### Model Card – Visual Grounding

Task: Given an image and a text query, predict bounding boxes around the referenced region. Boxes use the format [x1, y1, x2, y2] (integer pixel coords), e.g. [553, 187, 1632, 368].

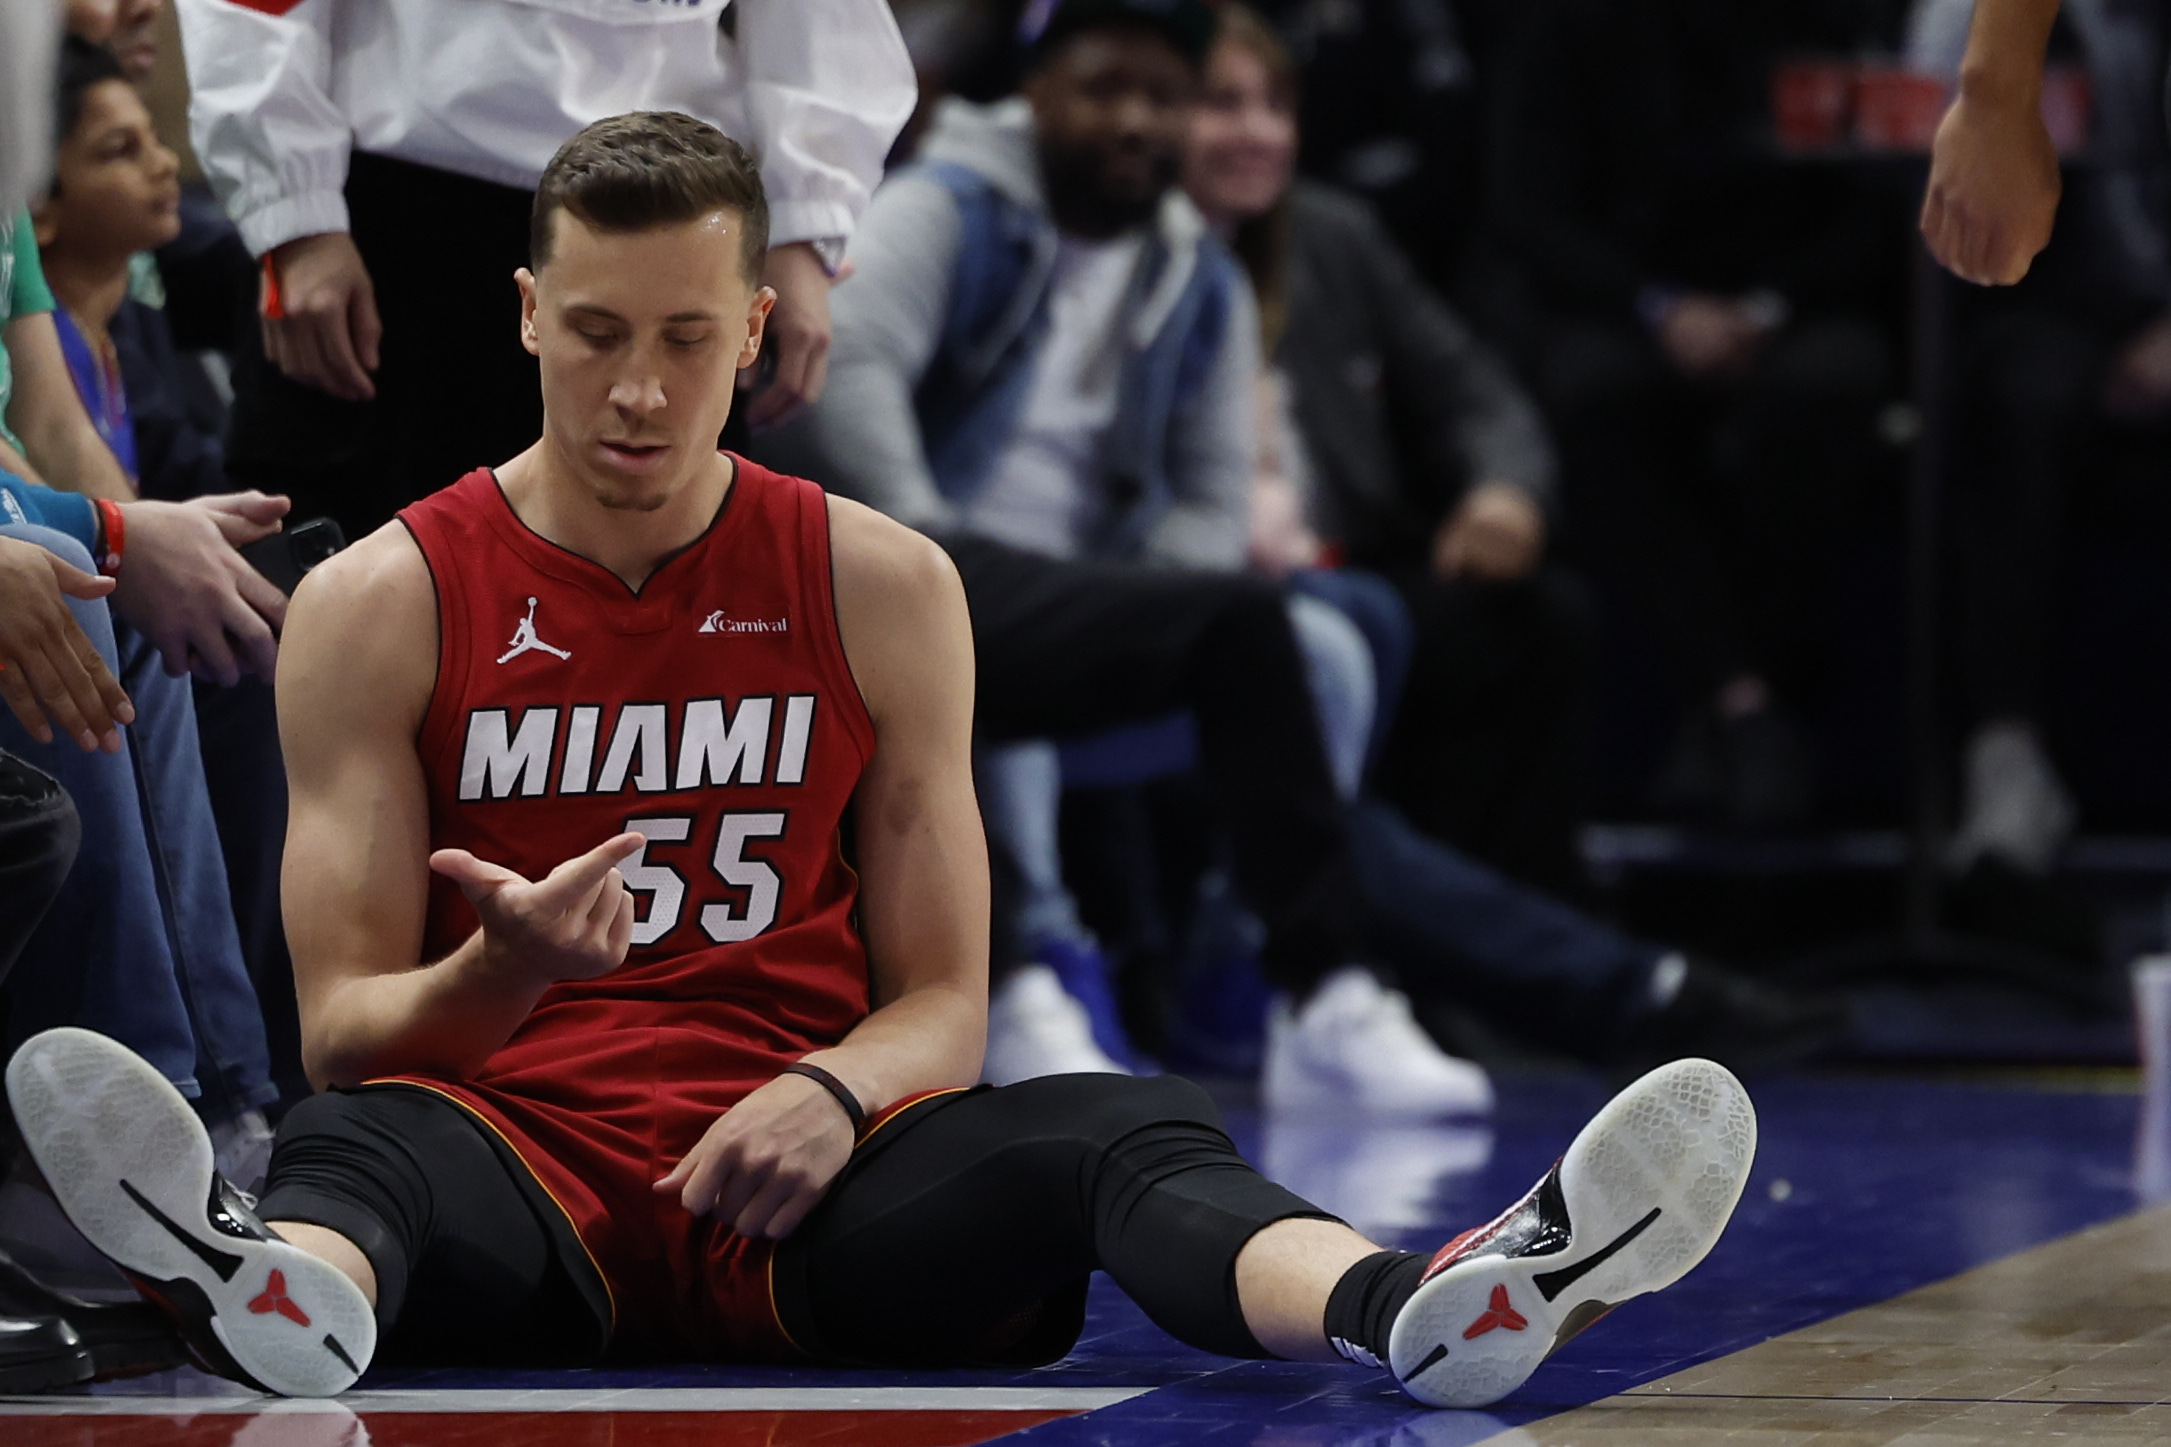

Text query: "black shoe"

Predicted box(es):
[1648, 706, 1818, 829]
[1613, 958, 1844, 1071]
[1718, 708, 1817, 829]
[0, 1247, 186, 1381]
[6, 1028, 375, 1397]
[0, 1312, 92, 1392]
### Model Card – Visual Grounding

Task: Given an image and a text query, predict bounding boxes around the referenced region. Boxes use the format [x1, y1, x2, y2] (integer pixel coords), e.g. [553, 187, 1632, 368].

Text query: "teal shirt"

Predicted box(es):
[0, 208, 58, 456]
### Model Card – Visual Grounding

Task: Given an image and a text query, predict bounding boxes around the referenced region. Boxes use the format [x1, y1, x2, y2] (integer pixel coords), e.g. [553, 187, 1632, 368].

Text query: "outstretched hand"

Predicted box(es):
[431, 831, 645, 987]
[653, 1069, 857, 1239]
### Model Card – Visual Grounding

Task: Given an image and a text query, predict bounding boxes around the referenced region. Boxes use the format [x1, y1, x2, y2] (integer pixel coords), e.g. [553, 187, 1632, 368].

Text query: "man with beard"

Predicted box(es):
[769, 0, 1503, 1109]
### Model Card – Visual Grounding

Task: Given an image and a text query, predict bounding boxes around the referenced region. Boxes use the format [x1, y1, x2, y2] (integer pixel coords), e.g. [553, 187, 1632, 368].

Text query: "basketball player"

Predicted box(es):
[6, 113, 1757, 1408]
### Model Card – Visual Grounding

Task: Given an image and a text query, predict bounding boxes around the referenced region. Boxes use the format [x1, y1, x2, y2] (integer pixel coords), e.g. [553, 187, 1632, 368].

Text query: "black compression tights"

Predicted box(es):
[778, 1073, 1330, 1364]
[258, 1074, 1330, 1367]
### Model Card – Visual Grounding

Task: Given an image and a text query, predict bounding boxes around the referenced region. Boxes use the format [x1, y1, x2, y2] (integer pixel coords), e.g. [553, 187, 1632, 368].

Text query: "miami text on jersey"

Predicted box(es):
[458, 695, 818, 802]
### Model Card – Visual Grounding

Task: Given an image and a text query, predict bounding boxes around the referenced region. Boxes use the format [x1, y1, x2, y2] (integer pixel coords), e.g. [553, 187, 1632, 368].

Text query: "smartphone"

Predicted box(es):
[240, 516, 347, 595]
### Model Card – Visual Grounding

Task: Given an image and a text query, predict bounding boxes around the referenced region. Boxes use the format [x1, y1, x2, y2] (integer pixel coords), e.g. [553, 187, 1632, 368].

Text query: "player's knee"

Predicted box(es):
[1009, 1072, 1225, 1145]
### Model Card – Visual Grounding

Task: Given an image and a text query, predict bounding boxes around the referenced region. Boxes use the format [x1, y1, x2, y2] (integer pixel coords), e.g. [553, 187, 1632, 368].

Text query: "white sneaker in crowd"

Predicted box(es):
[982, 964, 1133, 1086]
[1263, 967, 1494, 1119]
[1952, 720, 2076, 875]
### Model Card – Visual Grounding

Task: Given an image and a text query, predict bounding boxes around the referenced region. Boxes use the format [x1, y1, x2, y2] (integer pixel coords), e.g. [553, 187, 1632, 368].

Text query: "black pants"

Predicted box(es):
[941, 535, 1357, 992]
[1947, 297, 2112, 729]
[0, 752, 77, 985]
[224, 153, 542, 540]
[1531, 313, 1896, 705]
[1375, 566, 1597, 901]
[258, 1075, 1324, 1367]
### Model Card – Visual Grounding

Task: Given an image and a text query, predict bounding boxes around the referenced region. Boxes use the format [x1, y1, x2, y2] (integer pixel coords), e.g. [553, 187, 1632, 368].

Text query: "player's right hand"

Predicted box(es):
[264, 232, 383, 402]
[0, 535, 132, 752]
[431, 833, 645, 986]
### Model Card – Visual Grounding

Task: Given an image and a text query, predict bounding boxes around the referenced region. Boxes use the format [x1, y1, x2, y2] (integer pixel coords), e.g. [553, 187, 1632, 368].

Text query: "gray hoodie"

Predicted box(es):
[767, 96, 1259, 570]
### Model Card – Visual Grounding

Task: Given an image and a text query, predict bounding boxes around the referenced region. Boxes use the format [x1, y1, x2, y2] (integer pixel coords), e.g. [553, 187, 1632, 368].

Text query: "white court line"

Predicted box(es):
[0, 1385, 1153, 1415]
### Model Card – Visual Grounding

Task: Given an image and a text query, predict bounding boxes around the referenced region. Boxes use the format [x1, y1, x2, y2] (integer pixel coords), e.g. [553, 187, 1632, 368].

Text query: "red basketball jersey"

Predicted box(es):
[389, 460, 876, 1351]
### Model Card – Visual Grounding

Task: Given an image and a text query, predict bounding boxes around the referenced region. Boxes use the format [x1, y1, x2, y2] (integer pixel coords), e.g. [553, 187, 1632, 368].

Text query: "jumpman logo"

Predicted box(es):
[1462, 1284, 1528, 1340]
[247, 1269, 312, 1328]
[498, 596, 572, 665]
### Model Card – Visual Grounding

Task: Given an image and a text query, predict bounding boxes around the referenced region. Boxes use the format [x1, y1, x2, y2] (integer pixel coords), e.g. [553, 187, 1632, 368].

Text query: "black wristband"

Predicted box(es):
[782, 1061, 865, 1135]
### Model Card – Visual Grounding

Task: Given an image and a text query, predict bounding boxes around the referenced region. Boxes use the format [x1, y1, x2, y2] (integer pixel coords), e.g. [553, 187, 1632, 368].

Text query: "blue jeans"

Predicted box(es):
[1348, 796, 1660, 1048]
[1288, 567, 1414, 775]
[0, 524, 275, 1118]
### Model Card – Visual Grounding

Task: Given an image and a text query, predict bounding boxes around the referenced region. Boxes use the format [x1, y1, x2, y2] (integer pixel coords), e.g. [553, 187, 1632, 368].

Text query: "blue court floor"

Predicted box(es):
[0, 1068, 2152, 1446]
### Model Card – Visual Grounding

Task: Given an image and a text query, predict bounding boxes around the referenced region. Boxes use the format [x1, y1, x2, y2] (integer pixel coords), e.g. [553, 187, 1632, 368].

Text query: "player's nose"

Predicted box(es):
[608, 372, 667, 415]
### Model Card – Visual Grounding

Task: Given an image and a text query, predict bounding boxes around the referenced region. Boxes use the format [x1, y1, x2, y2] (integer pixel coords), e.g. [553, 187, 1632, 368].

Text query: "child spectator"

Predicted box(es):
[34, 38, 227, 505]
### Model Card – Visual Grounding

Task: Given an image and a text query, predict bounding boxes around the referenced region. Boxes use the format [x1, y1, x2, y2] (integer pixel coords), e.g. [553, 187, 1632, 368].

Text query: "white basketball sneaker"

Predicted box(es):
[6, 1028, 377, 1397]
[1263, 967, 1493, 1118]
[1387, 1057, 1757, 1408]
[982, 965, 1133, 1085]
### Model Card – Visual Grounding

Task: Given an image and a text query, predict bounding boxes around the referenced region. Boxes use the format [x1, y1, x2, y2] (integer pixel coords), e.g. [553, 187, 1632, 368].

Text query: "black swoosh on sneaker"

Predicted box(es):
[1404, 1342, 1451, 1381]
[324, 1334, 358, 1374]
[1532, 1206, 1661, 1303]
[119, 1180, 243, 1282]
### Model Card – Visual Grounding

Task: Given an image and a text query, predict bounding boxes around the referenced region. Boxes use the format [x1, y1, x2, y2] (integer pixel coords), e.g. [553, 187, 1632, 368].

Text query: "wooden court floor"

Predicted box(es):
[1479, 1203, 2171, 1445]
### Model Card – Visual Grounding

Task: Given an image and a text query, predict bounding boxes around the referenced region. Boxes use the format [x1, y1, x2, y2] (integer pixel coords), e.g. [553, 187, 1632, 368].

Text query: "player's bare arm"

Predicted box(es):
[279, 524, 643, 1089]
[655, 495, 988, 1239]
[1921, 0, 2062, 285]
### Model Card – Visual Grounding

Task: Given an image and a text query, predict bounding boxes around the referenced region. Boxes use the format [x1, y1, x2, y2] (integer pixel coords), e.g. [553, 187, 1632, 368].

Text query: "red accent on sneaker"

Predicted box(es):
[1420, 1154, 1571, 1285]
[1461, 1284, 1529, 1340]
[247, 1269, 313, 1328]
[1423, 1227, 1486, 1282]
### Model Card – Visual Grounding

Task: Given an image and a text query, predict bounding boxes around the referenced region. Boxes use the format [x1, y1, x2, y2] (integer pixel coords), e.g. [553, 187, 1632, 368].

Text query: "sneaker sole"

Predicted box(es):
[1387, 1058, 1756, 1408]
[6, 1029, 376, 1397]
[0, 1341, 93, 1393]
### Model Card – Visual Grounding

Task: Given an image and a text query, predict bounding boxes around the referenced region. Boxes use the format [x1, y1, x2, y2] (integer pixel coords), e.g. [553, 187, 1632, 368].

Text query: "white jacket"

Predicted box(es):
[175, 0, 917, 258]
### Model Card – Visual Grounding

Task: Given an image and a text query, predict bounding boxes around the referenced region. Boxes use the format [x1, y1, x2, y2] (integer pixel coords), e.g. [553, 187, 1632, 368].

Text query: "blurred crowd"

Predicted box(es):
[0, 0, 2166, 1303]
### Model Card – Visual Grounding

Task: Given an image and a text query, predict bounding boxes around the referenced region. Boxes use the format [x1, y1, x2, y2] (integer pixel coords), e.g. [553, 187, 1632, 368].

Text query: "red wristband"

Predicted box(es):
[260, 254, 285, 321]
[94, 498, 125, 576]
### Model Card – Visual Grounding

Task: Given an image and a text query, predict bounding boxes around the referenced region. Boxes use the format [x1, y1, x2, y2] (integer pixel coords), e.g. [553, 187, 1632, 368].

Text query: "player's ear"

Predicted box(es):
[738, 283, 777, 370]
[515, 267, 541, 358]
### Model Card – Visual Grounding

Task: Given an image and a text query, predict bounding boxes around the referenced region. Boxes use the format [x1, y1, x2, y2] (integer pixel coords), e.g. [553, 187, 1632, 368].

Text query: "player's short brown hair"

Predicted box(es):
[531, 112, 769, 280]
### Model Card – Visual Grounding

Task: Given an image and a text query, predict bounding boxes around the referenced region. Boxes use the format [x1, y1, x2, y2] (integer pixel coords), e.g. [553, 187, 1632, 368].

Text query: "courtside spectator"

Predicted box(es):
[174, 0, 916, 538]
[0, 466, 279, 1191]
[37, 37, 308, 1101]
[783, 0, 1839, 1100]
[3, 205, 282, 684]
[1484, 0, 1905, 828]
[777, 0, 1500, 1113]
[1186, 7, 1594, 898]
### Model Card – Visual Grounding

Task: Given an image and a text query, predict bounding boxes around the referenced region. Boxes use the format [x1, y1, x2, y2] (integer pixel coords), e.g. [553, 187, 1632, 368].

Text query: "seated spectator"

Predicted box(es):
[777, 0, 1837, 1099]
[2, 201, 282, 682]
[771, 0, 1499, 1114]
[1186, 6, 1593, 898]
[1484, 0, 1905, 828]
[0, 467, 280, 1182]
[32, 37, 307, 1101]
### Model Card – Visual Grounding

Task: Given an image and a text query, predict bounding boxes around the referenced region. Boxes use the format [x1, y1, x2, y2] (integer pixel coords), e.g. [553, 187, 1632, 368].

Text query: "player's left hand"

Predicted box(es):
[739, 242, 834, 433]
[653, 1069, 857, 1239]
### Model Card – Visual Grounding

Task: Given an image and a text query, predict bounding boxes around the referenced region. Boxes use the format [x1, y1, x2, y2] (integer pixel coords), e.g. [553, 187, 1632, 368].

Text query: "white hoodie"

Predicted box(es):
[175, 0, 916, 258]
